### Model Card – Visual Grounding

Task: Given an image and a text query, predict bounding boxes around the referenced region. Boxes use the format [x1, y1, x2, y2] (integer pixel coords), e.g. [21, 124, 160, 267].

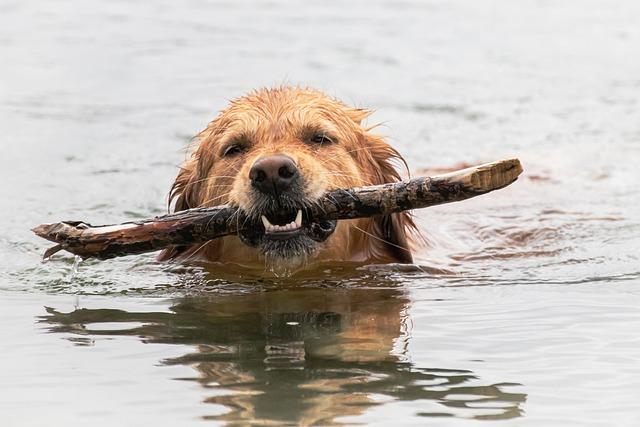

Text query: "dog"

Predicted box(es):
[159, 87, 417, 270]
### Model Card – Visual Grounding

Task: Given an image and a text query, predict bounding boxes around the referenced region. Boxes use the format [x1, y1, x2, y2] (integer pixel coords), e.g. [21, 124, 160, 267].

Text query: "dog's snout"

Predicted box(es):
[249, 155, 299, 195]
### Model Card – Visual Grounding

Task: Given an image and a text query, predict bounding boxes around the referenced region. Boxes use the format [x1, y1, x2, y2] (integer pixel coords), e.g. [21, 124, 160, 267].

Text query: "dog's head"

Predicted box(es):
[160, 87, 415, 268]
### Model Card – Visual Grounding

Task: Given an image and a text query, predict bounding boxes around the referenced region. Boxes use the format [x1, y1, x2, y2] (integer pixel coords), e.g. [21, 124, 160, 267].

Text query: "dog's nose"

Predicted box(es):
[249, 155, 299, 195]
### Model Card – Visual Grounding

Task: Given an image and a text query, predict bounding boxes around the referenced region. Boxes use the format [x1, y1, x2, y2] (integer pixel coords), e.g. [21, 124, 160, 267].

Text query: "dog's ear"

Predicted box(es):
[169, 160, 197, 212]
[167, 123, 223, 213]
[353, 130, 418, 263]
[157, 158, 198, 261]
[157, 137, 216, 261]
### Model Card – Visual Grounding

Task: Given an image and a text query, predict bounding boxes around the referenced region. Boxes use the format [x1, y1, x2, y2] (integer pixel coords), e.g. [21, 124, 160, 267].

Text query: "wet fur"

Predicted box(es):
[159, 87, 417, 268]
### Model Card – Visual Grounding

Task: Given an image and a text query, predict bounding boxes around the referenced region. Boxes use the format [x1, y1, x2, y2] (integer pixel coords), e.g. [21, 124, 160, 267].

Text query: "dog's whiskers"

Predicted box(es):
[186, 175, 237, 187]
[351, 224, 411, 253]
[197, 191, 233, 208]
[181, 240, 213, 263]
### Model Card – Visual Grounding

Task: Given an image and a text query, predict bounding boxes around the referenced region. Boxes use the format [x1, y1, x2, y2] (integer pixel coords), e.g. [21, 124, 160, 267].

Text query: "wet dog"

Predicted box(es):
[159, 87, 417, 270]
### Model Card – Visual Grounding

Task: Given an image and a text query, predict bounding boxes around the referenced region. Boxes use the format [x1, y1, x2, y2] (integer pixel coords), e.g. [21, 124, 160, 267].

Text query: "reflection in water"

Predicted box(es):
[40, 285, 526, 424]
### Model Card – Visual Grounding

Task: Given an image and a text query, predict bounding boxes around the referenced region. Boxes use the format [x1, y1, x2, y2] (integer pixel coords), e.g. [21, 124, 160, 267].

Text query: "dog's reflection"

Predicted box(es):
[40, 285, 526, 425]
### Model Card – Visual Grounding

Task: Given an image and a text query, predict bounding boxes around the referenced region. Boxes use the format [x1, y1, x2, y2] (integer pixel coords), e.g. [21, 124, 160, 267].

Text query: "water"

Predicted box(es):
[1, 0, 640, 425]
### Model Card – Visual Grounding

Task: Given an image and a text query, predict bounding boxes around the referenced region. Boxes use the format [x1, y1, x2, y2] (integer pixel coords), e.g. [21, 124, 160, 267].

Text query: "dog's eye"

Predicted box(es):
[309, 134, 334, 145]
[221, 144, 245, 157]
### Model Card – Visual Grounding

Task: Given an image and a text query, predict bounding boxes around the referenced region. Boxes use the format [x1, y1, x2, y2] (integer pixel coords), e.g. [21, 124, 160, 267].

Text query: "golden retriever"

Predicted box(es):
[159, 87, 416, 270]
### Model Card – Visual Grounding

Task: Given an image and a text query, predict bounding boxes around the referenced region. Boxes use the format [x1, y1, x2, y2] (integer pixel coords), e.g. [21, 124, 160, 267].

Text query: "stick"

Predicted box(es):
[32, 158, 522, 260]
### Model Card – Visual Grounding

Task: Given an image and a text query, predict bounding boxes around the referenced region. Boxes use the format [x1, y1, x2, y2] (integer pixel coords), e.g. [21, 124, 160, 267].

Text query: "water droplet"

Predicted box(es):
[69, 255, 82, 280]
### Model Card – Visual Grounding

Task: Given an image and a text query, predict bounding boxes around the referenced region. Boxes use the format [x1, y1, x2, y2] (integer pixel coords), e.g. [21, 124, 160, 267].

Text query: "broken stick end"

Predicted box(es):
[32, 223, 56, 239]
[467, 158, 523, 193]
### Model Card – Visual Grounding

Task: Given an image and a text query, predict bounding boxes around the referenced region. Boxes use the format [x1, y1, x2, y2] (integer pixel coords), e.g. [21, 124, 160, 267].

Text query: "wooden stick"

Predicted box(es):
[32, 158, 522, 260]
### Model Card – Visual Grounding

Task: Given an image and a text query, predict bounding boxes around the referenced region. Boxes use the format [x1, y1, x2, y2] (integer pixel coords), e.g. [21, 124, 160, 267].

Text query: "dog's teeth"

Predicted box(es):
[261, 215, 272, 229]
[262, 214, 303, 233]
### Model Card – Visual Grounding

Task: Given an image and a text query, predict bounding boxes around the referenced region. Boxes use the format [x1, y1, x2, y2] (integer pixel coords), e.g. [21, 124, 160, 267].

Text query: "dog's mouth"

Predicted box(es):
[260, 209, 304, 240]
[238, 206, 337, 256]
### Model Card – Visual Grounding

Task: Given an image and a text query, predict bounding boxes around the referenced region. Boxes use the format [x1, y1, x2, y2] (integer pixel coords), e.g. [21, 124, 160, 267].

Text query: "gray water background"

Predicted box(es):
[1, 0, 640, 425]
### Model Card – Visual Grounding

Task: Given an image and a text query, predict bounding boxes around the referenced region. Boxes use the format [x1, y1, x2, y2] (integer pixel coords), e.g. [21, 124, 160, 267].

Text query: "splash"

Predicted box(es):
[69, 255, 82, 281]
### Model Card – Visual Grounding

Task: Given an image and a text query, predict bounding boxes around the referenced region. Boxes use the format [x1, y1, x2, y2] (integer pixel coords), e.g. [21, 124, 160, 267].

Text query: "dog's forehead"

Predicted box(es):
[220, 101, 350, 139]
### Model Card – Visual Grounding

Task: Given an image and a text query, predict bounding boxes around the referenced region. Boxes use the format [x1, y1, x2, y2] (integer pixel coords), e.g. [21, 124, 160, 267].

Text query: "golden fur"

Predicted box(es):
[159, 87, 417, 268]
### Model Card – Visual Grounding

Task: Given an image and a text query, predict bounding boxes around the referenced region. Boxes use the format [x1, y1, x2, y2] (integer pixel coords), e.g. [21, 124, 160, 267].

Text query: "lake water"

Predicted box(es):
[1, 0, 640, 425]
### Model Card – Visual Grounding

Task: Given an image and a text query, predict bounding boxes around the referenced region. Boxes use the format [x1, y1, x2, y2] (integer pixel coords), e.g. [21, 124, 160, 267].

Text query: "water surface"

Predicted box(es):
[1, 0, 640, 425]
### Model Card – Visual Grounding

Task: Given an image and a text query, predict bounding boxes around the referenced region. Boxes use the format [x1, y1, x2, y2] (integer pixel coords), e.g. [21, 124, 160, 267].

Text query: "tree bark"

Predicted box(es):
[32, 158, 522, 260]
